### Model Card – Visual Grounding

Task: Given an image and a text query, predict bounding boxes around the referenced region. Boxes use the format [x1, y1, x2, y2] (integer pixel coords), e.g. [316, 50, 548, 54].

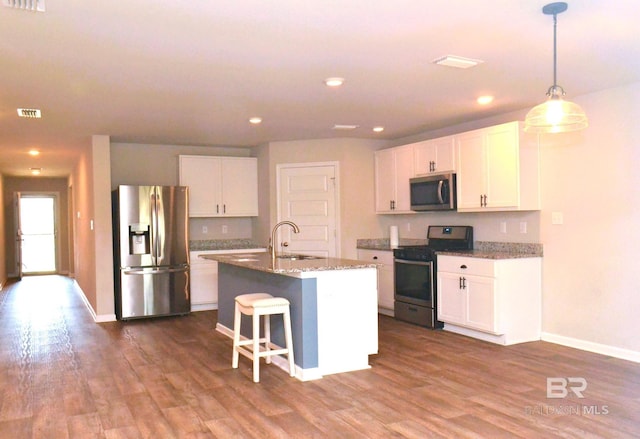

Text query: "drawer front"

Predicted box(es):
[394, 301, 434, 328]
[437, 255, 495, 277]
[357, 249, 394, 265]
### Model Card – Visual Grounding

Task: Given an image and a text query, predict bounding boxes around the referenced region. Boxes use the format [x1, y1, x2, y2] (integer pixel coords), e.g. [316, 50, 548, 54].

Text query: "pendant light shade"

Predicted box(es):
[524, 2, 587, 133]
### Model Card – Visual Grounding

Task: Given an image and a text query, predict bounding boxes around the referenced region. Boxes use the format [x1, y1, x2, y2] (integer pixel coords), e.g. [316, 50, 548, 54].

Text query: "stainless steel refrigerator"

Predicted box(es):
[112, 185, 190, 320]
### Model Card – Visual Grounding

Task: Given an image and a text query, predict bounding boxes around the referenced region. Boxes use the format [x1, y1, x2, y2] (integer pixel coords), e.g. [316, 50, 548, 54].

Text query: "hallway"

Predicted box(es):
[1, 276, 639, 438]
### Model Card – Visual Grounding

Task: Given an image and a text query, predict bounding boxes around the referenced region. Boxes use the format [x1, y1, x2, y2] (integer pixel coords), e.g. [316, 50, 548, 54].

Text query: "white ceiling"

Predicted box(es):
[1, 0, 639, 177]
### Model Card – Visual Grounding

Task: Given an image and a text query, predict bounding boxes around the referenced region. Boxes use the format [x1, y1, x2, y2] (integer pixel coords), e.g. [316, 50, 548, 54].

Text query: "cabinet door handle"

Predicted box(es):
[459, 276, 463, 289]
[373, 256, 378, 260]
[483, 194, 488, 207]
[216, 204, 219, 214]
[479, 194, 483, 207]
[460, 264, 467, 269]
[223, 204, 226, 214]
[462, 277, 467, 289]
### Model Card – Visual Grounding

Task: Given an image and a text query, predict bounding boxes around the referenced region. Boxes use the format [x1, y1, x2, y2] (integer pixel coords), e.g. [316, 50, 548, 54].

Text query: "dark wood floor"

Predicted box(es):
[1, 276, 639, 438]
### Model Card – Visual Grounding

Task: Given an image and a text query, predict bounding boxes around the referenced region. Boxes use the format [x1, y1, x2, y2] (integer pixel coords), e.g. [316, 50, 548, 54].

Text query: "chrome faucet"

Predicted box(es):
[269, 221, 300, 259]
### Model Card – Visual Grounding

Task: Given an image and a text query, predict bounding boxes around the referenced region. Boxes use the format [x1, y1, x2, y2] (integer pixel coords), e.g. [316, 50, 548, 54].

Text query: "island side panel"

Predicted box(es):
[315, 267, 378, 375]
[217, 263, 319, 369]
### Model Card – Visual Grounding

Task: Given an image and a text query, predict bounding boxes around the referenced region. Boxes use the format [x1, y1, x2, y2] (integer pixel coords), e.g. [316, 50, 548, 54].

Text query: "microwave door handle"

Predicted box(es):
[437, 180, 444, 204]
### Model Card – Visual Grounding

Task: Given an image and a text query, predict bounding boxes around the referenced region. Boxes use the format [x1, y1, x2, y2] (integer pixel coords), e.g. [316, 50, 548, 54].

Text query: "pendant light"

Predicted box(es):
[524, 2, 588, 133]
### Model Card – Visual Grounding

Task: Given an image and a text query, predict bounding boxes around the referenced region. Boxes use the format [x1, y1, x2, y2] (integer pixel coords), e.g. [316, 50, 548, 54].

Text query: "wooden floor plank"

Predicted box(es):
[1, 275, 639, 438]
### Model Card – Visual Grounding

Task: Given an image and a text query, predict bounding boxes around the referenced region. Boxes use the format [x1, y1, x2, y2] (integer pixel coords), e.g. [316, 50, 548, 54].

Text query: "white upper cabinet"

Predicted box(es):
[374, 145, 414, 214]
[456, 121, 540, 212]
[413, 136, 456, 175]
[179, 155, 258, 217]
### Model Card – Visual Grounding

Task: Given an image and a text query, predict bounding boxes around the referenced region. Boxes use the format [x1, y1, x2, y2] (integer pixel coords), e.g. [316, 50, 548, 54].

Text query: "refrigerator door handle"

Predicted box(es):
[123, 266, 189, 275]
[152, 189, 159, 265]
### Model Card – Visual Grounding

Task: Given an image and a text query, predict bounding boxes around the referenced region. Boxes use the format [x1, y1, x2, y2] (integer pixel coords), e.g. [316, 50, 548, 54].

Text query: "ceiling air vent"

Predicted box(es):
[17, 108, 42, 118]
[332, 124, 359, 131]
[3, 0, 45, 12]
[432, 55, 483, 69]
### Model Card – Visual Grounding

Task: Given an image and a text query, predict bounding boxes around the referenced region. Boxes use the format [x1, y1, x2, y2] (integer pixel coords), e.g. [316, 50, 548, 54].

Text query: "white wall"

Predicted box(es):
[0, 176, 5, 287]
[539, 83, 640, 356]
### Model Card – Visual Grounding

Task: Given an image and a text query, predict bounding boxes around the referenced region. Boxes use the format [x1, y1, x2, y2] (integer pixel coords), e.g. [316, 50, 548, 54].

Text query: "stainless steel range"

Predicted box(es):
[393, 225, 473, 328]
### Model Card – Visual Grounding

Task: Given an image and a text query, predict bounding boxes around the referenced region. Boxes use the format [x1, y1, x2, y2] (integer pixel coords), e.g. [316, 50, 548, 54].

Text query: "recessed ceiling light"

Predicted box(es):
[30, 167, 42, 175]
[432, 55, 484, 69]
[477, 95, 494, 105]
[332, 124, 358, 130]
[249, 117, 262, 124]
[28, 149, 40, 156]
[324, 77, 345, 87]
[17, 108, 42, 118]
[373, 126, 385, 133]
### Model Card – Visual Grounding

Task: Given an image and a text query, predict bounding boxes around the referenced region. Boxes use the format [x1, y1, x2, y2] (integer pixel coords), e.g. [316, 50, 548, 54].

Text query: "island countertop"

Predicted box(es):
[200, 252, 377, 278]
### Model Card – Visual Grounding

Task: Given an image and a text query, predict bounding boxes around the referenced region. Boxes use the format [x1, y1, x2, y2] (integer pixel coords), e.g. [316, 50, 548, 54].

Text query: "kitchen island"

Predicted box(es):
[200, 252, 379, 381]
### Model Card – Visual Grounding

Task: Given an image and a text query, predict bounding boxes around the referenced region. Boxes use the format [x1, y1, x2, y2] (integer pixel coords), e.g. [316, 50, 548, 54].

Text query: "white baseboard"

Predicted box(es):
[95, 313, 117, 322]
[215, 322, 322, 381]
[73, 279, 117, 323]
[541, 332, 640, 363]
[191, 303, 218, 312]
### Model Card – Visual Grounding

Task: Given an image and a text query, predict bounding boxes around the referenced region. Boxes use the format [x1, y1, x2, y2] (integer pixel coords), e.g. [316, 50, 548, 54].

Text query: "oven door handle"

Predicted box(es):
[394, 259, 432, 266]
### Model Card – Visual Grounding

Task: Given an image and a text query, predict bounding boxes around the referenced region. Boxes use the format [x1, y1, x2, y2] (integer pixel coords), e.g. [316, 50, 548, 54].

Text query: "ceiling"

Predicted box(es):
[1, 0, 639, 177]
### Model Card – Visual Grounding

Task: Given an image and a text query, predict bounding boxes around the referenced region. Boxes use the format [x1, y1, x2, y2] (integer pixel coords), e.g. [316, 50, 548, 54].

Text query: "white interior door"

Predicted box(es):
[277, 163, 339, 258]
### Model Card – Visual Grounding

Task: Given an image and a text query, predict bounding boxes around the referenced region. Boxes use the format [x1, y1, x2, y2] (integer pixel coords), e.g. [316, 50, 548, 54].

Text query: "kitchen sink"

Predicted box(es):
[276, 254, 322, 261]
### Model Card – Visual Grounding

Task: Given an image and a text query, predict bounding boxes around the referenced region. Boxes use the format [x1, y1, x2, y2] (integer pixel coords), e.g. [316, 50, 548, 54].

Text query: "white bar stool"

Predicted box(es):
[232, 293, 295, 383]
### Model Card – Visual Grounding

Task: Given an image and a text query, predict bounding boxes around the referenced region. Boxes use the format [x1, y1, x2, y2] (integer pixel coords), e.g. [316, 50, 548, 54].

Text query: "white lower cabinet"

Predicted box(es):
[437, 255, 541, 345]
[357, 249, 394, 316]
[190, 248, 266, 311]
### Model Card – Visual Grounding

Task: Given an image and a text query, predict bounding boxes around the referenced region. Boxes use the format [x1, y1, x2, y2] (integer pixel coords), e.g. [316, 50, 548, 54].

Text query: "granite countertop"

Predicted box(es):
[200, 252, 377, 277]
[357, 239, 543, 259]
[189, 239, 266, 251]
[356, 238, 427, 251]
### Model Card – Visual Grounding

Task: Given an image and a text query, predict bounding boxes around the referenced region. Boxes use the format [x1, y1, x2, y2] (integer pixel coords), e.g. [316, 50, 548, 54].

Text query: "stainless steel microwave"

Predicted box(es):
[409, 173, 456, 211]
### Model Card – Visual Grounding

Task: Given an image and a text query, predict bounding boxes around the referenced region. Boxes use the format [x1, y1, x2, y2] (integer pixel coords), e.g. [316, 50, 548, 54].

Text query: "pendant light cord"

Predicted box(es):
[552, 12, 558, 88]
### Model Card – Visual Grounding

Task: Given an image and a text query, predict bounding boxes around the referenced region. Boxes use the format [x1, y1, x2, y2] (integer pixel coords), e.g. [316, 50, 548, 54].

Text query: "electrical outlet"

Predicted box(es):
[520, 221, 527, 234]
[222, 225, 228, 234]
[499, 221, 507, 233]
[202, 226, 208, 234]
[552, 212, 564, 225]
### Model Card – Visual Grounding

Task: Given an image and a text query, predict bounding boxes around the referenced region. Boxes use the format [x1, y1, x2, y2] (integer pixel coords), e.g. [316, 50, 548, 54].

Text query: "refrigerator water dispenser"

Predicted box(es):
[129, 223, 150, 255]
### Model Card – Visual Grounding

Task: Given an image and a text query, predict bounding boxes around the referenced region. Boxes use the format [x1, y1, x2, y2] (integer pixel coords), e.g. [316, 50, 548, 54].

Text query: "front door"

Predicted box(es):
[16, 193, 58, 275]
[276, 163, 339, 258]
